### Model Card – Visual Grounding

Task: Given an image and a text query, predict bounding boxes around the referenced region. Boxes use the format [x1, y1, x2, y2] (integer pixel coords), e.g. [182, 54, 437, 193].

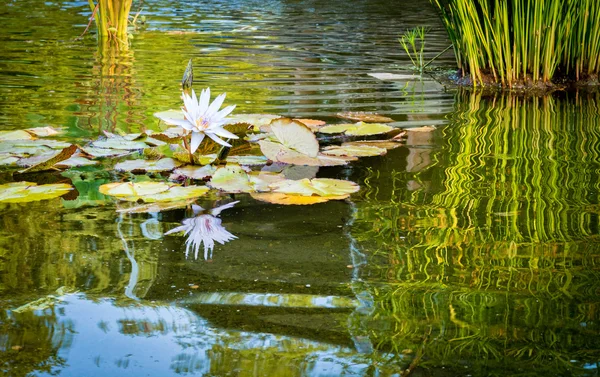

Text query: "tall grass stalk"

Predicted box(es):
[88, 0, 133, 40]
[431, 0, 600, 86]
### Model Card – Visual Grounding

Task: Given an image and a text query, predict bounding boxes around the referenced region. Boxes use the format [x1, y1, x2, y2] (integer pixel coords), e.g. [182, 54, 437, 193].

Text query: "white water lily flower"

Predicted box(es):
[157, 88, 238, 153]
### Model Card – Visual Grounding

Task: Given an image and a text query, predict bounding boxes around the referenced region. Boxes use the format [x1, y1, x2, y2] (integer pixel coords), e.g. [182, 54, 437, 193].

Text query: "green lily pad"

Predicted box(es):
[319, 122, 394, 136]
[321, 144, 387, 157]
[99, 181, 209, 202]
[225, 155, 268, 166]
[56, 156, 99, 168]
[0, 181, 73, 203]
[154, 110, 185, 125]
[172, 165, 217, 180]
[114, 158, 182, 173]
[270, 178, 359, 197]
[80, 146, 131, 158]
[208, 165, 254, 193]
[18, 144, 78, 173]
[0, 154, 20, 166]
[336, 111, 394, 123]
[0, 130, 34, 141]
[92, 138, 149, 150]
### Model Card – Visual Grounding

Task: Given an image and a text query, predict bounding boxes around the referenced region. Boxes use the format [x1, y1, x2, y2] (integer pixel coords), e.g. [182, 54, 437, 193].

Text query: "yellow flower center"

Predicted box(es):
[195, 118, 209, 130]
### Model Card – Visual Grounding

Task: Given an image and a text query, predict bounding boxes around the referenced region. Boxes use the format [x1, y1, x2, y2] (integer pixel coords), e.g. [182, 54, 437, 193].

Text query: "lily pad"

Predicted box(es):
[0, 181, 73, 203]
[0, 130, 34, 141]
[294, 118, 326, 131]
[336, 112, 394, 123]
[344, 140, 403, 150]
[250, 192, 348, 205]
[208, 165, 254, 193]
[154, 110, 185, 125]
[92, 137, 149, 150]
[56, 155, 98, 168]
[114, 158, 183, 173]
[117, 199, 196, 213]
[18, 144, 78, 173]
[259, 140, 353, 166]
[0, 154, 20, 166]
[367, 72, 421, 80]
[224, 113, 281, 131]
[80, 146, 131, 158]
[406, 125, 436, 132]
[225, 155, 268, 166]
[270, 178, 359, 197]
[270, 118, 320, 157]
[99, 181, 172, 197]
[25, 126, 62, 137]
[99, 181, 209, 202]
[319, 122, 394, 136]
[171, 165, 217, 180]
[321, 144, 387, 157]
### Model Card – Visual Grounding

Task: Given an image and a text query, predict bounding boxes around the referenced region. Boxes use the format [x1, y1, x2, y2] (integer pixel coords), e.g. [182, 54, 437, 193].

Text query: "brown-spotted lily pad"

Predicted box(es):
[171, 165, 217, 180]
[114, 158, 183, 173]
[319, 122, 394, 136]
[0, 181, 73, 203]
[321, 144, 387, 157]
[18, 144, 78, 173]
[336, 112, 394, 123]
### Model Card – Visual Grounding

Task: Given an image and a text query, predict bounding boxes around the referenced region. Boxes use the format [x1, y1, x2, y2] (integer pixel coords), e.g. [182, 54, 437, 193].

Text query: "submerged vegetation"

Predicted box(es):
[431, 0, 600, 87]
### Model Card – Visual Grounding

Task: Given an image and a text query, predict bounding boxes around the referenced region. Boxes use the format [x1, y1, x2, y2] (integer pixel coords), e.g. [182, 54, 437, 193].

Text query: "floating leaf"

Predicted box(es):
[321, 144, 387, 157]
[407, 125, 436, 132]
[208, 165, 254, 193]
[337, 112, 394, 123]
[117, 199, 196, 213]
[248, 171, 285, 191]
[25, 126, 62, 137]
[99, 181, 171, 197]
[0, 130, 34, 141]
[224, 114, 281, 131]
[18, 144, 78, 173]
[92, 138, 149, 150]
[259, 140, 353, 166]
[114, 158, 182, 173]
[0, 181, 73, 203]
[270, 118, 319, 157]
[172, 165, 216, 180]
[56, 155, 98, 168]
[154, 110, 185, 125]
[344, 140, 404, 150]
[99, 181, 208, 202]
[80, 146, 131, 158]
[0, 154, 19, 166]
[271, 178, 359, 197]
[319, 122, 394, 136]
[294, 118, 326, 131]
[225, 155, 268, 166]
[250, 192, 348, 205]
[0, 140, 71, 157]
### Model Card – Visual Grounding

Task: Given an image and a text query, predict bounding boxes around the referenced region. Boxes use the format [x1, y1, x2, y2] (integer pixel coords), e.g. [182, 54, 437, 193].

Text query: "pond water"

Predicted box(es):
[1, 1, 599, 376]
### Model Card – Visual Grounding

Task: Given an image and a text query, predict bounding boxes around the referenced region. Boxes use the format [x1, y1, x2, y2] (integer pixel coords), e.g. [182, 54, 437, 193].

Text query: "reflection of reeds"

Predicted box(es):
[352, 91, 600, 374]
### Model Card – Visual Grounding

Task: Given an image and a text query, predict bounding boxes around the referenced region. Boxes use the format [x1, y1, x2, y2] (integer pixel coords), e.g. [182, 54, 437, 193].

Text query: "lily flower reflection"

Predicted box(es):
[165, 201, 239, 260]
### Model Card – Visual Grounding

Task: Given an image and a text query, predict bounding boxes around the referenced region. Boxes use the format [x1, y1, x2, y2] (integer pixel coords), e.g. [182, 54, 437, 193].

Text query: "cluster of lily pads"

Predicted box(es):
[0, 62, 414, 208]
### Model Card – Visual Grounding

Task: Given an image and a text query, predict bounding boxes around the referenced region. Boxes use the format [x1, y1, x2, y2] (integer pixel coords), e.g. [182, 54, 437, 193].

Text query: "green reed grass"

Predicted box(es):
[88, 0, 133, 40]
[431, 0, 600, 86]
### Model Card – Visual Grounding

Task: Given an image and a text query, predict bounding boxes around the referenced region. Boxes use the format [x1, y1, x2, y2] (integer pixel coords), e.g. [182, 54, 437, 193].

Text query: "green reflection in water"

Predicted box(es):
[353, 91, 600, 376]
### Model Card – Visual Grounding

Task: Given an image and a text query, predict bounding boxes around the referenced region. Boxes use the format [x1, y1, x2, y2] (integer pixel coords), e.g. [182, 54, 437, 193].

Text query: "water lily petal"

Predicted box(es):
[182, 110, 198, 129]
[190, 132, 205, 153]
[210, 126, 239, 140]
[206, 93, 226, 118]
[199, 88, 210, 115]
[157, 116, 194, 130]
[206, 132, 232, 148]
[214, 105, 236, 122]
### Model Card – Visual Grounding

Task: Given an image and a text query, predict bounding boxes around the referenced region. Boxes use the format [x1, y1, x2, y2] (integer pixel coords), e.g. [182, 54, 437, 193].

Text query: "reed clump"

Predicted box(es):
[431, 0, 600, 87]
[88, 0, 133, 41]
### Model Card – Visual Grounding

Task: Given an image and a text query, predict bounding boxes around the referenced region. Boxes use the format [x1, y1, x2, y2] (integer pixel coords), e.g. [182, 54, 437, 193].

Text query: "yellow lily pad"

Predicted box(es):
[125, 186, 209, 203]
[172, 165, 216, 180]
[321, 144, 387, 157]
[0, 130, 34, 141]
[319, 122, 394, 136]
[344, 140, 403, 150]
[270, 178, 359, 197]
[0, 182, 73, 203]
[116, 199, 196, 214]
[250, 192, 349, 205]
[293, 118, 326, 131]
[114, 158, 183, 173]
[224, 113, 282, 131]
[208, 165, 254, 193]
